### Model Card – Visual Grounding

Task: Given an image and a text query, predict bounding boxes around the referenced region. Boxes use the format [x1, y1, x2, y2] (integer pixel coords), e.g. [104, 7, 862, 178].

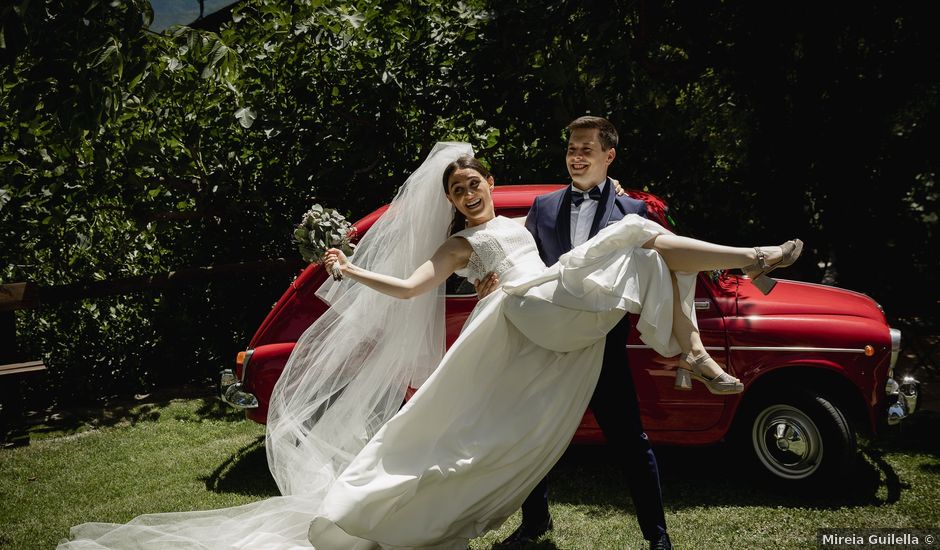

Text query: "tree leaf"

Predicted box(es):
[91, 39, 119, 69]
[234, 106, 256, 128]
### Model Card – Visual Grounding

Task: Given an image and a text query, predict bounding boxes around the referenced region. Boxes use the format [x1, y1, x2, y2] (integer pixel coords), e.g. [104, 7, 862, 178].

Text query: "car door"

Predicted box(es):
[629, 274, 733, 434]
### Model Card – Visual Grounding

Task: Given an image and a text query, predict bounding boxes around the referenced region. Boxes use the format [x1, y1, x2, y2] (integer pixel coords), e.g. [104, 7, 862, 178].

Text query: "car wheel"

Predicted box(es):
[745, 389, 857, 482]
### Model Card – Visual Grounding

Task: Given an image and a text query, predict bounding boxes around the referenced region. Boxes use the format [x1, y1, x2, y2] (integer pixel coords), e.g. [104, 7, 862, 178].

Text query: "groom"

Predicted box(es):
[478, 116, 672, 550]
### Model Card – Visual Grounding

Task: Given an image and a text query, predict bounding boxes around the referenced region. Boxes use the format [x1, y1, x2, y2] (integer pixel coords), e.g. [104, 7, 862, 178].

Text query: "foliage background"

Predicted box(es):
[1, 0, 937, 407]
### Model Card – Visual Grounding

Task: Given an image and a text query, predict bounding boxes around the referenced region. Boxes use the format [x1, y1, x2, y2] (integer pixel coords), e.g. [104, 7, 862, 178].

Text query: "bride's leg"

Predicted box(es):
[668, 271, 744, 393]
[670, 272, 701, 358]
[642, 234, 783, 274]
[668, 273, 731, 380]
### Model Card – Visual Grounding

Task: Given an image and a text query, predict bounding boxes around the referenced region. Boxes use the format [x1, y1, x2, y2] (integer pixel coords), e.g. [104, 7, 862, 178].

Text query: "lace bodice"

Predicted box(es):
[454, 216, 545, 284]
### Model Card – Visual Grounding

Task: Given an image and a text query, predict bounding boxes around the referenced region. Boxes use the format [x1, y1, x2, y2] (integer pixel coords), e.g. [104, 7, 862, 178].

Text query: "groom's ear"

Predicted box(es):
[487, 176, 495, 189]
[606, 147, 616, 166]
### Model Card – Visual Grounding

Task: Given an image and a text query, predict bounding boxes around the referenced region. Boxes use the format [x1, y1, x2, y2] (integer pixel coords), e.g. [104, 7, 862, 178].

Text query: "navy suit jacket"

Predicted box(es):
[525, 177, 649, 265]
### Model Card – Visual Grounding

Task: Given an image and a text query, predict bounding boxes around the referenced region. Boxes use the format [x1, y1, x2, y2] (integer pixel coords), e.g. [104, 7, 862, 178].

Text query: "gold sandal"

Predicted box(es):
[674, 352, 744, 395]
[742, 239, 803, 295]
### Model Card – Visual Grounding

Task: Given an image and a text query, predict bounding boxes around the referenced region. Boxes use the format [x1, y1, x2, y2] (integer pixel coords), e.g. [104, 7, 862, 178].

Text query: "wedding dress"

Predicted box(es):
[58, 143, 694, 549]
[305, 216, 694, 550]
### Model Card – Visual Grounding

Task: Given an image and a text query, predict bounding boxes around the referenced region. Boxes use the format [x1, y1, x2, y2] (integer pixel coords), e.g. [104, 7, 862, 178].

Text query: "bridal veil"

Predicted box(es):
[59, 142, 473, 549]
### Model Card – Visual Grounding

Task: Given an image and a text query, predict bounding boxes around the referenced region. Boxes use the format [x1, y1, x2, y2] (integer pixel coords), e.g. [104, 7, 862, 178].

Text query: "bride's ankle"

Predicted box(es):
[749, 246, 780, 267]
[679, 350, 706, 369]
[680, 351, 728, 379]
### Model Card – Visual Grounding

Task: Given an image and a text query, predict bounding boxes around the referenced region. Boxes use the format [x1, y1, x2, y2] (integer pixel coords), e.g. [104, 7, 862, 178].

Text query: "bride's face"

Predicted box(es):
[446, 168, 496, 226]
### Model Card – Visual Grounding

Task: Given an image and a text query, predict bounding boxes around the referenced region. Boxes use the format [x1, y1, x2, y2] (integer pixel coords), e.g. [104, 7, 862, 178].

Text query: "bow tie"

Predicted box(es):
[570, 186, 603, 207]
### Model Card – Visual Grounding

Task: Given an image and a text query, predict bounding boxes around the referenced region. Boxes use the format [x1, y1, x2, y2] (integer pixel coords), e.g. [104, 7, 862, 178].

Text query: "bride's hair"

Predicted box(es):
[442, 154, 493, 235]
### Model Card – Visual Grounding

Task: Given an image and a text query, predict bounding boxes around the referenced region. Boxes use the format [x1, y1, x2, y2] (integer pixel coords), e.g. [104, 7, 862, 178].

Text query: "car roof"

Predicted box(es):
[351, 184, 671, 231]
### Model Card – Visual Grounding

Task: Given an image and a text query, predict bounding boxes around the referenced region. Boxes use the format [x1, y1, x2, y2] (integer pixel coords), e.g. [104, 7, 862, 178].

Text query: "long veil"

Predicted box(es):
[58, 142, 473, 549]
[266, 141, 471, 496]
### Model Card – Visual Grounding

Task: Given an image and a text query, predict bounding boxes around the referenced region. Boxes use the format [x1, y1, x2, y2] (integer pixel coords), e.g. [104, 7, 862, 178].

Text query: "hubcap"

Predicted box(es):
[752, 404, 823, 480]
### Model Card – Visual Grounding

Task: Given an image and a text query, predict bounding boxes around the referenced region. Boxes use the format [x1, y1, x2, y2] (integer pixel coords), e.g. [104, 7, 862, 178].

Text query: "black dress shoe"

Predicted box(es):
[498, 515, 553, 546]
[650, 532, 673, 550]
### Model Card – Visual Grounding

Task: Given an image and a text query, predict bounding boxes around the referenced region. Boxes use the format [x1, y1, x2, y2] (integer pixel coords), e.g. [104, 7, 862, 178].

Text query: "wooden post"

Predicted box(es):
[0, 309, 23, 444]
[0, 284, 42, 447]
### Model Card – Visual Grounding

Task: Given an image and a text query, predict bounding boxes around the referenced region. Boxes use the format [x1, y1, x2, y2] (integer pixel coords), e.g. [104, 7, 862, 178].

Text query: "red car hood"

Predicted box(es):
[737, 277, 886, 323]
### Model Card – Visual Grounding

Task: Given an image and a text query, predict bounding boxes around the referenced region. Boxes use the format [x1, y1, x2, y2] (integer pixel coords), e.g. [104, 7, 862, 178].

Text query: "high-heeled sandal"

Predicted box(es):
[674, 351, 744, 395]
[742, 239, 803, 295]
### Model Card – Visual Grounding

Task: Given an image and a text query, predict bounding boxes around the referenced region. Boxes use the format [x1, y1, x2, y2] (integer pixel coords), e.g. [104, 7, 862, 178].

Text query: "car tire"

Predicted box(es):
[741, 388, 857, 484]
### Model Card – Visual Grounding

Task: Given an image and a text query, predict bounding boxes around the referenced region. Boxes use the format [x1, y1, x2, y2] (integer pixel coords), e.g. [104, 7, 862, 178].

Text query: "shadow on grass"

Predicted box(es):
[201, 435, 280, 498]
[546, 438, 916, 513]
[191, 408, 940, 513]
[871, 409, 940, 487]
[871, 411, 940, 458]
[22, 386, 244, 439]
[494, 541, 559, 550]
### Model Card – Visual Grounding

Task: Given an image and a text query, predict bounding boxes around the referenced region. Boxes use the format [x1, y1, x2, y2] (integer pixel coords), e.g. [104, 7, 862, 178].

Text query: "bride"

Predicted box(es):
[59, 142, 800, 549]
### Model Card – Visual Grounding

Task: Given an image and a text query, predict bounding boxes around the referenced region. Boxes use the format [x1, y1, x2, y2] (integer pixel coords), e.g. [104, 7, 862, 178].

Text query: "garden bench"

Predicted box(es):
[0, 283, 45, 446]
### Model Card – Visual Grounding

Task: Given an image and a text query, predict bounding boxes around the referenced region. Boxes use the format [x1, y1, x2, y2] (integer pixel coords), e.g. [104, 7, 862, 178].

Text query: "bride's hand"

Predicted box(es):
[611, 178, 627, 196]
[323, 248, 349, 274]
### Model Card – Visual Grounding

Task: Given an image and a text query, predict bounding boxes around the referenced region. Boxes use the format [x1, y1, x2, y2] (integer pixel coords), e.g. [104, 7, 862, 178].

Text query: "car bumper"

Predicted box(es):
[886, 375, 919, 425]
[220, 348, 259, 409]
[220, 369, 259, 408]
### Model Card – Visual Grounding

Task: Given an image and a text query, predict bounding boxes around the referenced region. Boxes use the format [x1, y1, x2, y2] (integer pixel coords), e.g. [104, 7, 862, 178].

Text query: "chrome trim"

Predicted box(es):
[886, 375, 920, 425]
[223, 383, 260, 409]
[887, 402, 905, 425]
[220, 367, 259, 409]
[221, 369, 237, 388]
[728, 345, 867, 353]
[900, 375, 919, 414]
[889, 328, 901, 369]
[240, 349, 255, 382]
[626, 345, 724, 351]
[445, 294, 715, 305]
[752, 404, 823, 480]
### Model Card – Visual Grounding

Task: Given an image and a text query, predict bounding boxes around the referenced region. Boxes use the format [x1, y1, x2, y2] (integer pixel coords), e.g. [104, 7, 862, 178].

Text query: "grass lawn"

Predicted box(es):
[1, 396, 938, 549]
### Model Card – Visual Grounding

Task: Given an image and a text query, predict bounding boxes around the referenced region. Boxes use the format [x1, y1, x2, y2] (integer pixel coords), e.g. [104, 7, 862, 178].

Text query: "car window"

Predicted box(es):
[446, 273, 477, 296]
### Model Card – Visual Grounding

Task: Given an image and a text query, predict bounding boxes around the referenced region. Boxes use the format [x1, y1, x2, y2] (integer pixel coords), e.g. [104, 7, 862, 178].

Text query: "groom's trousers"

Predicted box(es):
[520, 314, 668, 541]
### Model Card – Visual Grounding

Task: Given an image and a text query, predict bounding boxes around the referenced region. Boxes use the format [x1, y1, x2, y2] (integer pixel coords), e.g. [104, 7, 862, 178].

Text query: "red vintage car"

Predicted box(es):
[220, 185, 920, 483]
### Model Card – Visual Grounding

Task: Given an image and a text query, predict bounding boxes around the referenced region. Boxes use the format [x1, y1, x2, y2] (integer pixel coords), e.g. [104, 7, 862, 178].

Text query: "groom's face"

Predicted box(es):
[566, 128, 616, 189]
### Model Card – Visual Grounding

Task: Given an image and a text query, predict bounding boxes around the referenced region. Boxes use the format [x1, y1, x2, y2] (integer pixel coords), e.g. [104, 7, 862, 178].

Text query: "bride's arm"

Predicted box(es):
[324, 237, 472, 299]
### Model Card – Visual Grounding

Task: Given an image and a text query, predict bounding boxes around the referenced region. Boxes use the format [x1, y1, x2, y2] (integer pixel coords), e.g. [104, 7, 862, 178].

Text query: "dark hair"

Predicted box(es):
[442, 155, 493, 235]
[566, 116, 619, 150]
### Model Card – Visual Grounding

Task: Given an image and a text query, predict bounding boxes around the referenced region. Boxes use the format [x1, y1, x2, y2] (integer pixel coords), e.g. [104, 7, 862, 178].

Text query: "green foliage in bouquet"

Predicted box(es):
[293, 205, 356, 264]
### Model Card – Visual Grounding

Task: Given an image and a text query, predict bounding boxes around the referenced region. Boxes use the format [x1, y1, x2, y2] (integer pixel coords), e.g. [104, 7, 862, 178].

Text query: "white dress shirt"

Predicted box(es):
[570, 180, 607, 247]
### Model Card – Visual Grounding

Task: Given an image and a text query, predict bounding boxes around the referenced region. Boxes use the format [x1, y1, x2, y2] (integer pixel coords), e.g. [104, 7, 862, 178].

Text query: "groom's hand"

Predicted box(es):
[474, 272, 499, 299]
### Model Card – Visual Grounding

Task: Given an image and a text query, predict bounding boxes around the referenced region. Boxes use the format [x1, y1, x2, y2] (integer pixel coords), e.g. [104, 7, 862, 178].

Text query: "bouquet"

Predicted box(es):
[294, 204, 356, 280]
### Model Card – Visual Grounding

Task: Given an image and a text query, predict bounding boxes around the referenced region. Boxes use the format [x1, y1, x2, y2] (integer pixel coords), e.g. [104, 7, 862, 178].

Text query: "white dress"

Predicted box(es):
[58, 214, 694, 550]
[306, 215, 695, 549]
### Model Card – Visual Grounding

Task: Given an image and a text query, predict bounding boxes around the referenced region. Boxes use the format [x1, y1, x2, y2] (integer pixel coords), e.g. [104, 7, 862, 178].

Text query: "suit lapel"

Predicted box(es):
[590, 177, 616, 238]
[555, 186, 573, 252]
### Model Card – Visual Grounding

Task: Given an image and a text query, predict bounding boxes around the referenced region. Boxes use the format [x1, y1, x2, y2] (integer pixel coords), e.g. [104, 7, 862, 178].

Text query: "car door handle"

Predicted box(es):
[694, 299, 711, 310]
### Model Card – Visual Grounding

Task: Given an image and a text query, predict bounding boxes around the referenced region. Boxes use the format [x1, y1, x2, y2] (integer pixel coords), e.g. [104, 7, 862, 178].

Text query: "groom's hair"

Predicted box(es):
[566, 116, 618, 150]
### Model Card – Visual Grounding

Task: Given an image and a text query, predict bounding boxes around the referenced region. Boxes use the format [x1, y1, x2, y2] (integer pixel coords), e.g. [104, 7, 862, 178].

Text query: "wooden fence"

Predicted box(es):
[0, 257, 305, 444]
